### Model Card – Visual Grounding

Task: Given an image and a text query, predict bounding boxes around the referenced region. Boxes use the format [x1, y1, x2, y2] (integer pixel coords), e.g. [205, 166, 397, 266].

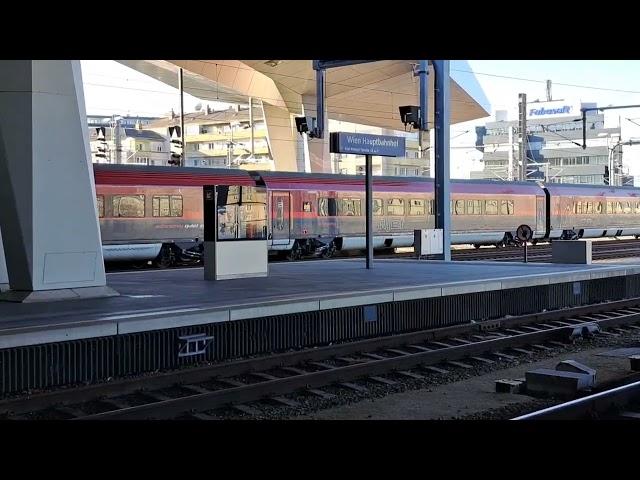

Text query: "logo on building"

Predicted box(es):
[529, 105, 572, 116]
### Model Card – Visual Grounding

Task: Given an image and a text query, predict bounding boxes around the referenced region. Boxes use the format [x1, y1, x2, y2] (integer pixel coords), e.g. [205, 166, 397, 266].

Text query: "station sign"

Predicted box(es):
[330, 132, 405, 157]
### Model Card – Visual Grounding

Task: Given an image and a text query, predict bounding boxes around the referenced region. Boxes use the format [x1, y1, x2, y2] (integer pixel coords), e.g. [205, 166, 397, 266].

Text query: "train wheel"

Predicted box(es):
[473, 244, 481, 249]
[287, 243, 302, 261]
[153, 246, 174, 269]
[321, 242, 336, 259]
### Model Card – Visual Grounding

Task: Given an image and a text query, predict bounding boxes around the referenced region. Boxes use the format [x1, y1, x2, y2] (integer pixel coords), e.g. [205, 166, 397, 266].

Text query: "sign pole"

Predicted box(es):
[365, 154, 373, 269]
[329, 132, 405, 270]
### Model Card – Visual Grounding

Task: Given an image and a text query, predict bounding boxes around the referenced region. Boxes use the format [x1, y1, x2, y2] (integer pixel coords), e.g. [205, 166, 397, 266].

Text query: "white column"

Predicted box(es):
[0, 227, 8, 290]
[261, 101, 298, 171]
[0, 60, 117, 301]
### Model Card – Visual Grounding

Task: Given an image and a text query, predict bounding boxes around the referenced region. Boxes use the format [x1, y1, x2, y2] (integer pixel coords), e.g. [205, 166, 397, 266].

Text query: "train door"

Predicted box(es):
[536, 196, 545, 235]
[271, 191, 291, 244]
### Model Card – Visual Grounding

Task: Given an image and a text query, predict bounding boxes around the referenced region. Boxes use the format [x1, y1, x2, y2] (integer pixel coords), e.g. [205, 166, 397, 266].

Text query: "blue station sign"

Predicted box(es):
[330, 132, 406, 157]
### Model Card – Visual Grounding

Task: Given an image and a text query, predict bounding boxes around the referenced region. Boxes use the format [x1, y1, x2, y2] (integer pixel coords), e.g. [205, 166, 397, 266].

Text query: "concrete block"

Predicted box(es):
[495, 379, 525, 393]
[319, 292, 393, 310]
[0, 321, 118, 349]
[630, 355, 640, 372]
[525, 368, 594, 396]
[0, 286, 118, 303]
[551, 240, 592, 264]
[230, 300, 319, 321]
[556, 360, 596, 384]
[440, 281, 502, 296]
[393, 286, 442, 301]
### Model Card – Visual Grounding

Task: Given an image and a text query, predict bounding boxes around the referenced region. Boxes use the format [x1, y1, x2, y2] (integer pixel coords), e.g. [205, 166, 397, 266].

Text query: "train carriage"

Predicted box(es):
[545, 183, 640, 239]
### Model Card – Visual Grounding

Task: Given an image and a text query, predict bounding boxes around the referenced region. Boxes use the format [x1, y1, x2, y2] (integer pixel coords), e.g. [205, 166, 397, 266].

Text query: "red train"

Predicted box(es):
[94, 164, 640, 266]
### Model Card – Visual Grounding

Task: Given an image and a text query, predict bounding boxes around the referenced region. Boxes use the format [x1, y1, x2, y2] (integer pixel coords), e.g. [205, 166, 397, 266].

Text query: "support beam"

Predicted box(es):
[0, 227, 8, 291]
[178, 67, 186, 167]
[418, 60, 429, 166]
[433, 60, 451, 261]
[0, 60, 117, 302]
[365, 154, 373, 269]
[302, 95, 330, 172]
[315, 68, 326, 139]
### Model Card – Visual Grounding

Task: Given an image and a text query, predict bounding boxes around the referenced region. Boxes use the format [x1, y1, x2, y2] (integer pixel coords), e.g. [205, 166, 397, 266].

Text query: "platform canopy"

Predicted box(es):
[118, 60, 490, 130]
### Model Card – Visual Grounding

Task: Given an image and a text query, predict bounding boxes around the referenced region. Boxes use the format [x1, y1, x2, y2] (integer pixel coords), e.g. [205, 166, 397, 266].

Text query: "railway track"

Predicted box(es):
[105, 238, 640, 273]
[512, 378, 640, 420]
[5, 297, 640, 420]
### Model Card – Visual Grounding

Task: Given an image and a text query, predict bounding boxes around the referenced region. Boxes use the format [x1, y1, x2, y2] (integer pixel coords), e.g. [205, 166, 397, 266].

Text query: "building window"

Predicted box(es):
[152, 195, 183, 217]
[209, 143, 215, 150]
[156, 145, 162, 152]
[136, 144, 143, 151]
[112, 195, 145, 218]
[96, 195, 104, 218]
[386, 198, 405, 216]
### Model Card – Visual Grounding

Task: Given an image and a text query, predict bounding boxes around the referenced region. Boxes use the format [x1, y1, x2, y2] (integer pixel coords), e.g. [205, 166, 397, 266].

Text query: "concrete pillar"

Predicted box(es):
[0, 227, 8, 291]
[0, 60, 117, 302]
[261, 101, 298, 172]
[302, 95, 331, 173]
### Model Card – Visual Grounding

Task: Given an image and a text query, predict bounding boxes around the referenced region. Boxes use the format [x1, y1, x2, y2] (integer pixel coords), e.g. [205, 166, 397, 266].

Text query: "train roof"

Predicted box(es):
[92, 164, 547, 194]
[254, 171, 545, 194]
[542, 182, 640, 197]
[93, 164, 257, 187]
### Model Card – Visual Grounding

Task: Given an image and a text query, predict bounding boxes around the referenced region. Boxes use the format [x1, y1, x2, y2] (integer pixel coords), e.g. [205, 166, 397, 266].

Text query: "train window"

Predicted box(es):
[112, 195, 145, 218]
[596, 202, 603, 214]
[454, 200, 465, 215]
[386, 198, 405, 216]
[409, 199, 425, 216]
[339, 198, 362, 216]
[170, 196, 183, 217]
[636, 202, 640, 213]
[96, 195, 104, 218]
[618, 201, 624, 214]
[467, 200, 482, 215]
[624, 201, 632, 214]
[607, 201, 614, 214]
[500, 200, 514, 215]
[586, 202, 594, 215]
[318, 197, 337, 216]
[302, 201, 312, 213]
[485, 200, 498, 215]
[427, 200, 434, 215]
[373, 198, 384, 216]
[152, 195, 183, 217]
[574, 202, 583, 215]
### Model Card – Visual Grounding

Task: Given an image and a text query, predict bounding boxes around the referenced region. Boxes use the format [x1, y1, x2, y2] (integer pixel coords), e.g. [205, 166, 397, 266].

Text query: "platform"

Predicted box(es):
[2, 258, 640, 395]
[1, 259, 640, 347]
